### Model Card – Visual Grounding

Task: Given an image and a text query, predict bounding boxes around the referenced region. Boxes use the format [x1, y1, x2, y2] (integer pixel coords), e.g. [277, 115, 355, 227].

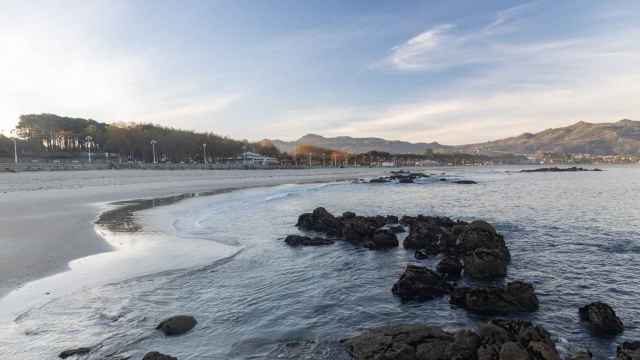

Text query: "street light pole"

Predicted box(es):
[203, 143, 207, 167]
[308, 153, 312, 168]
[85, 136, 93, 164]
[9, 129, 18, 164]
[150, 139, 158, 164]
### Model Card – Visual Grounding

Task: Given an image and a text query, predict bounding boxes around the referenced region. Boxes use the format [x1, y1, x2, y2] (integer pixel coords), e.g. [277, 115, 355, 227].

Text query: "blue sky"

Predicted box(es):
[1, 0, 639, 144]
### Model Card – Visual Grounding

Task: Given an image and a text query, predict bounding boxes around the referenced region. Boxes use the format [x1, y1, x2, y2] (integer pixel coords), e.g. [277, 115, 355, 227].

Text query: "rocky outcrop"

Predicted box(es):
[284, 235, 334, 246]
[454, 180, 478, 184]
[143, 352, 178, 360]
[296, 207, 342, 236]
[156, 315, 197, 336]
[364, 229, 398, 249]
[344, 320, 563, 360]
[521, 167, 603, 173]
[450, 281, 539, 315]
[579, 302, 624, 336]
[391, 264, 452, 301]
[617, 341, 640, 360]
[59, 347, 91, 359]
[436, 256, 463, 279]
[458, 220, 510, 279]
[464, 248, 508, 279]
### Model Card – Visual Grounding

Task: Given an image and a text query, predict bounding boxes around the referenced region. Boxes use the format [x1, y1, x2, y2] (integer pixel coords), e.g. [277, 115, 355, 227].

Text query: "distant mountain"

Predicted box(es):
[270, 119, 640, 156]
[459, 119, 640, 155]
[270, 133, 449, 155]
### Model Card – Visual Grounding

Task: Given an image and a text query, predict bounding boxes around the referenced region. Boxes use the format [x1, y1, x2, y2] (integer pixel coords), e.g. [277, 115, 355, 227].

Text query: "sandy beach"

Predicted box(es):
[0, 168, 391, 298]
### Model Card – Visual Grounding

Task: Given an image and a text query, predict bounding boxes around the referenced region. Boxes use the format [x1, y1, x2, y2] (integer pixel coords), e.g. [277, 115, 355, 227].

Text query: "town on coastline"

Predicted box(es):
[1, 114, 639, 172]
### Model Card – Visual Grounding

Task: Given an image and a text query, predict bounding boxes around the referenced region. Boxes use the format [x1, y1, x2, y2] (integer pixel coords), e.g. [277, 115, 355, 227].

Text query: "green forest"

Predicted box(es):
[1, 114, 281, 162]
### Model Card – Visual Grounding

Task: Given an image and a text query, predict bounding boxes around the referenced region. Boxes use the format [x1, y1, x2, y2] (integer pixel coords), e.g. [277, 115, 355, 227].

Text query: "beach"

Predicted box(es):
[0, 168, 390, 298]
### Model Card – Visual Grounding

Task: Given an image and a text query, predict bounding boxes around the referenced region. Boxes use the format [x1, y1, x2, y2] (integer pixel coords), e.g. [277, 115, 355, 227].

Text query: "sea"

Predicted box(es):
[1, 166, 639, 359]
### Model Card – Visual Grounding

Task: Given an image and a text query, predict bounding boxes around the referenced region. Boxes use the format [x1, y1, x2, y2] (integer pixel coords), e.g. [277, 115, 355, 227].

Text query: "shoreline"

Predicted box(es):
[0, 168, 393, 301]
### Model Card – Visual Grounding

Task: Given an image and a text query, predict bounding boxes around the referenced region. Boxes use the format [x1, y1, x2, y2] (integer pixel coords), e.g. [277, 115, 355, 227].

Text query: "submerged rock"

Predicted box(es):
[156, 315, 197, 336]
[450, 281, 539, 315]
[59, 347, 91, 359]
[568, 350, 593, 360]
[344, 319, 562, 360]
[617, 341, 640, 359]
[143, 352, 178, 360]
[391, 264, 452, 301]
[579, 302, 624, 336]
[454, 180, 478, 184]
[284, 235, 334, 246]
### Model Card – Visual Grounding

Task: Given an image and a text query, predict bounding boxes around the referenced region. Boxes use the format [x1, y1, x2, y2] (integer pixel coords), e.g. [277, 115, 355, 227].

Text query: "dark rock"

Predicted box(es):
[450, 281, 539, 315]
[59, 347, 91, 359]
[617, 341, 640, 360]
[156, 315, 197, 336]
[454, 180, 478, 184]
[463, 248, 508, 279]
[436, 256, 462, 279]
[579, 302, 624, 336]
[284, 235, 334, 246]
[369, 177, 391, 183]
[440, 178, 447, 181]
[414, 249, 432, 259]
[521, 167, 603, 173]
[344, 320, 563, 360]
[342, 211, 356, 219]
[391, 264, 452, 301]
[296, 207, 342, 236]
[385, 215, 399, 224]
[364, 229, 398, 249]
[398, 177, 414, 184]
[403, 221, 453, 252]
[342, 216, 378, 243]
[143, 352, 178, 360]
[457, 221, 509, 260]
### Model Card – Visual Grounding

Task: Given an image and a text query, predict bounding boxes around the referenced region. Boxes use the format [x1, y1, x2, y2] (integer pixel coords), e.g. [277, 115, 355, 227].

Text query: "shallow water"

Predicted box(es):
[2, 166, 640, 359]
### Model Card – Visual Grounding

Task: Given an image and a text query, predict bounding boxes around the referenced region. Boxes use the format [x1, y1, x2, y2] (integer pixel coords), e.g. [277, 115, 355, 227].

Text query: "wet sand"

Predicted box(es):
[0, 168, 392, 297]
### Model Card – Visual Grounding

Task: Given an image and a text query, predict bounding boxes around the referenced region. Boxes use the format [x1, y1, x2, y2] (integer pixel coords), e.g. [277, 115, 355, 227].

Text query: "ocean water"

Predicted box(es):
[2, 166, 640, 359]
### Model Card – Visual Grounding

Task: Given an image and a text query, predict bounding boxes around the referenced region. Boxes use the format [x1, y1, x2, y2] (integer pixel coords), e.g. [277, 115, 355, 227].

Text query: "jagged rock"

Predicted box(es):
[579, 302, 624, 336]
[369, 177, 391, 183]
[391, 264, 452, 301]
[143, 352, 178, 360]
[156, 315, 197, 336]
[617, 341, 640, 359]
[450, 281, 539, 315]
[342, 216, 378, 243]
[344, 320, 562, 360]
[403, 221, 454, 252]
[342, 211, 356, 219]
[59, 347, 91, 359]
[414, 249, 431, 259]
[457, 221, 510, 261]
[296, 207, 342, 236]
[284, 235, 334, 246]
[436, 256, 462, 279]
[385, 215, 399, 224]
[364, 229, 398, 249]
[463, 248, 508, 279]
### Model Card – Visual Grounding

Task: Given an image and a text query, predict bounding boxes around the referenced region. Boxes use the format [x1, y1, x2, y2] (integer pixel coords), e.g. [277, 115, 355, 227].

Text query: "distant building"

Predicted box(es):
[239, 152, 279, 165]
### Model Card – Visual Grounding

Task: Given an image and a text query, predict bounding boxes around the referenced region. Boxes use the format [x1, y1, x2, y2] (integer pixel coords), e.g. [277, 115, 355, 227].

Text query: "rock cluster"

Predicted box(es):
[391, 264, 453, 301]
[344, 319, 565, 360]
[617, 341, 640, 359]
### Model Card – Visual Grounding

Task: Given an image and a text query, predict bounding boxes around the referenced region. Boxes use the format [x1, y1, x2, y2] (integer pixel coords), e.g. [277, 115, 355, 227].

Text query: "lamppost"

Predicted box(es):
[85, 135, 93, 164]
[308, 153, 312, 168]
[150, 139, 158, 164]
[202, 143, 207, 166]
[9, 129, 18, 164]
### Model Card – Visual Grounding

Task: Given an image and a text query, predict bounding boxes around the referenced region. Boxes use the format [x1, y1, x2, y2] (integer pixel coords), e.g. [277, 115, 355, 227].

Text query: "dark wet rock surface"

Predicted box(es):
[617, 341, 640, 359]
[344, 319, 568, 360]
[143, 351, 178, 360]
[59, 347, 91, 359]
[391, 264, 452, 301]
[450, 281, 539, 315]
[284, 235, 334, 246]
[156, 315, 197, 336]
[520, 167, 603, 173]
[579, 302, 624, 337]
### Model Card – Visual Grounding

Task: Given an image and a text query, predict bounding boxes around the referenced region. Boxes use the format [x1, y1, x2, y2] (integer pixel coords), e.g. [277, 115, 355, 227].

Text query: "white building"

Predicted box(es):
[240, 152, 279, 165]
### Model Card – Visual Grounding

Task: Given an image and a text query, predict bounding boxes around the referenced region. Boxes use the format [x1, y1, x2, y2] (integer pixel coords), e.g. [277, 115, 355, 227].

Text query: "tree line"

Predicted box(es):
[8, 114, 282, 162]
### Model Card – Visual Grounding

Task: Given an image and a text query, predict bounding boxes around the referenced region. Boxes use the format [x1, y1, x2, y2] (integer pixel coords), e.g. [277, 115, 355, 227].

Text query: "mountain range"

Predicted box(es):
[270, 119, 640, 156]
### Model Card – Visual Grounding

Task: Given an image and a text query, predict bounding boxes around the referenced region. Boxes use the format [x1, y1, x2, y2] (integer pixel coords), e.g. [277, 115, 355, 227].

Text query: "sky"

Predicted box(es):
[1, 0, 639, 145]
